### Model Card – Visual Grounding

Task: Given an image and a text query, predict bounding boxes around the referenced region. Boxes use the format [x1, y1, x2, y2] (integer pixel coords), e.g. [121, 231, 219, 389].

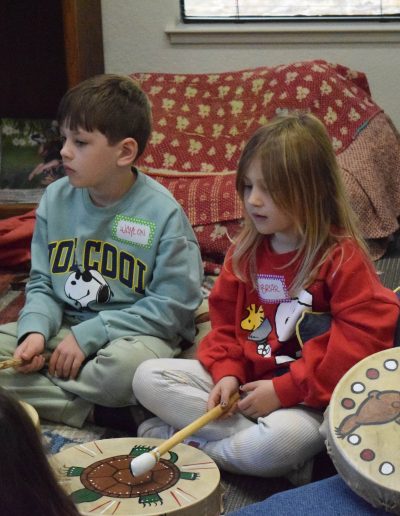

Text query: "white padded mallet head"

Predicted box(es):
[130, 450, 158, 477]
[130, 392, 240, 477]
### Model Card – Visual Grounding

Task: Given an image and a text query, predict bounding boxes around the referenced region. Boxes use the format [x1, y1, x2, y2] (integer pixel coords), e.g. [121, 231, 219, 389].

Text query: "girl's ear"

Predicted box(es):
[117, 137, 138, 166]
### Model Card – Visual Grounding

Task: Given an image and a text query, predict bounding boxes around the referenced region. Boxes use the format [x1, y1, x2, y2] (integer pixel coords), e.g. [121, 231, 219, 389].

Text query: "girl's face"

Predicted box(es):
[243, 158, 299, 252]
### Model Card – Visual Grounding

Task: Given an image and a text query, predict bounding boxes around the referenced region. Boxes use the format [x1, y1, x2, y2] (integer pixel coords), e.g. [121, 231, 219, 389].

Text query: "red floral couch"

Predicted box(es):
[132, 60, 400, 273]
[1, 60, 400, 274]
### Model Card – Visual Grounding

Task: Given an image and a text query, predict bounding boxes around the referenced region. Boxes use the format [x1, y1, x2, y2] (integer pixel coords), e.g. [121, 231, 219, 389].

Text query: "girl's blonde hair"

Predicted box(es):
[233, 112, 368, 294]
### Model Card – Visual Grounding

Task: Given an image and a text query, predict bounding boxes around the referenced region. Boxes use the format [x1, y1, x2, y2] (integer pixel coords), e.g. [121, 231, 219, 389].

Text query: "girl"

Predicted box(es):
[132, 113, 399, 483]
[0, 387, 79, 516]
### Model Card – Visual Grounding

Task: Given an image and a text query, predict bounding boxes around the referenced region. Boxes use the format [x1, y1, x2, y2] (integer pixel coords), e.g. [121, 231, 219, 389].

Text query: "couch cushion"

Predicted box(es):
[133, 60, 381, 174]
[133, 60, 400, 262]
[144, 169, 243, 273]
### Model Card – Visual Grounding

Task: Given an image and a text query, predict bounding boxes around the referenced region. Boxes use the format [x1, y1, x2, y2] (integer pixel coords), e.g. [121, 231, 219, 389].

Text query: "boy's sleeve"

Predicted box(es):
[17, 193, 64, 342]
[71, 211, 204, 357]
[273, 244, 400, 408]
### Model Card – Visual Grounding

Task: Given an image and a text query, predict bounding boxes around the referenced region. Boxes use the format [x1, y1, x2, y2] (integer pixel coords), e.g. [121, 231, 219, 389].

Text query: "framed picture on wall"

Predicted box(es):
[0, 118, 64, 208]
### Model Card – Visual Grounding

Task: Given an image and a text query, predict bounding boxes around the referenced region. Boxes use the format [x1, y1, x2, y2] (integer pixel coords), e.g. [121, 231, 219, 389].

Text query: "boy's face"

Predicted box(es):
[60, 126, 122, 193]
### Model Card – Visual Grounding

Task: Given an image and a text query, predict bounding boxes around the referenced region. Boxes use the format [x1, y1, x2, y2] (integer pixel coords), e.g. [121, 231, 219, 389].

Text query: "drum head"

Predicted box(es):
[20, 401, 40, 431]
[50, 437, 221, 515]
[327, 348, 400, 514]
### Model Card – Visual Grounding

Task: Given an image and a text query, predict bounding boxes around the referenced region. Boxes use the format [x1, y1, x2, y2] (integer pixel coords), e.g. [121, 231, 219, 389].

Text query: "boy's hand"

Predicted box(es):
[208, 376, 240, 418]
[237, 380, 281, 419]
[48, 333, 85, 380]
[14, 333, 46, 373]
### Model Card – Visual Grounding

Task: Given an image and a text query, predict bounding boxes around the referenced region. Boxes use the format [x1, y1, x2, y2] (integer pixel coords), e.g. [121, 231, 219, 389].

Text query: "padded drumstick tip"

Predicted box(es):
[130, 451, 157, 477]
[130, 392, 240, 477]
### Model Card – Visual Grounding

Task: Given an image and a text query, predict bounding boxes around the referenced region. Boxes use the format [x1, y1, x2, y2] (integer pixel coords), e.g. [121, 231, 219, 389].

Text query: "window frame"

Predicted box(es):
[179, 0, 400, 24]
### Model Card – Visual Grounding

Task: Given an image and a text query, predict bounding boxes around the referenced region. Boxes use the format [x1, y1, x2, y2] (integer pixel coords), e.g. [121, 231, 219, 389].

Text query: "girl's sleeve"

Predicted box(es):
[273, 243, 400, 408]
[197, 252, 249, 384]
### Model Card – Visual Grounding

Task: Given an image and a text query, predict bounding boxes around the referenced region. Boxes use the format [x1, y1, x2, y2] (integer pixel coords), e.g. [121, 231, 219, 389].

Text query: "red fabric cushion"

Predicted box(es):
[0, 210, 36, 269]
[133, 60, 381, 174]
[144, 170, 243, 274]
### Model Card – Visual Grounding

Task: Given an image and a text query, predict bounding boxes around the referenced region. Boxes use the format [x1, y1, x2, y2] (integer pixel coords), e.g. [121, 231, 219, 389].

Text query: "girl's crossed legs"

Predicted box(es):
[133, 358, 325, 478]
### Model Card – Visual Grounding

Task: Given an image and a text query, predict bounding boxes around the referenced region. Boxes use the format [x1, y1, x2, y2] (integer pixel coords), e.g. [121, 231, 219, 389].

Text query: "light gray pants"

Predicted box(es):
[133, 358, 325, 478]
[0, 322, 178, 428]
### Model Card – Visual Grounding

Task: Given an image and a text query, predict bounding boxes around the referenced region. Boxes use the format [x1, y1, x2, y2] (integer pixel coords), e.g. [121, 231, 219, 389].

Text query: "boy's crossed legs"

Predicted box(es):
[0, 322, 177, 429]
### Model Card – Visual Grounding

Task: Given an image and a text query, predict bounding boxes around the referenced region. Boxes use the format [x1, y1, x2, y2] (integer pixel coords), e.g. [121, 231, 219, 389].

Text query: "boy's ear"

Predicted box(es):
[117, 137, 138, 166]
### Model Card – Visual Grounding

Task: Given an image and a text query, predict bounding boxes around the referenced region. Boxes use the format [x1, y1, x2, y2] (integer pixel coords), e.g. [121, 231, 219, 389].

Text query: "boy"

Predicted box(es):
[0, 74, 203, 430]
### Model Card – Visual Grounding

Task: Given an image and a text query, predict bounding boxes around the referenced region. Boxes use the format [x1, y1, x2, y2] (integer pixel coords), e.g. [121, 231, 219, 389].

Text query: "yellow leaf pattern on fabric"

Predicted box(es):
[332, 137, 343, 151]
[198, 105, 211, 118]
[162, 98, 175, 111]
[150, 132, 165, 145]
[162, 153, 177, 168]
[225, 143, 237, 160]
[285, 72, 298, 84]
[188, 139, 202, 155]
[149, 86, 163, 95]
[131, 61, 381, 179]
[218, 86, 230, 98]
[320, 80, 333, 95]
[230, 100, 243, 116]
[207, 74, 220, 84]
[176, 116, 189, 131]
[211, 224, 228, 240]
[263, 91, 274, 106]
[296, 86, 310, 101]
[348, 107, 361, 121]
[212, 124, 224, 138]
[252, 79, 265, 94]
[185, 87, 198, 98]
[174, 75, 187, 83]
[201, 163, 215, 173]
[324, 106, 338, 125]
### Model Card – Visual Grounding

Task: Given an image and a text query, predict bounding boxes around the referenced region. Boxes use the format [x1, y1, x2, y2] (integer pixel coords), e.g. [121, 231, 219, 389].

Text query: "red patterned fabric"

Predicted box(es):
[145, 170, 243, 273]
[133, 60, 381, 173]
[1, 61, 398, 275]
[0, 210, 35, 268]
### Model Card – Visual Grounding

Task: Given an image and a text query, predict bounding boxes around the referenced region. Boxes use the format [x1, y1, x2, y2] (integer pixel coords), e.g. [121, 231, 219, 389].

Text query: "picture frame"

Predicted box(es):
[0, 118, 64, 216]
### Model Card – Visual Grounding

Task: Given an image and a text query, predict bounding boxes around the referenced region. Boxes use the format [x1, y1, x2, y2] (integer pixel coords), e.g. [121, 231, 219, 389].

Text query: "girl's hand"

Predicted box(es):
[14, 333, 46, 373]
[207, 376, 240, 418]
[238, 380, 281, 419]
[48, 333, 85, 380]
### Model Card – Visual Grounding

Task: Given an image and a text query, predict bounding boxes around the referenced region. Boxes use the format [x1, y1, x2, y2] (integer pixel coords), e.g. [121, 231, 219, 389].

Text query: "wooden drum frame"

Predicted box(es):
[50, 437, 222, 515]
[326, 348, 400, 514]
[20, 400, 40, 431]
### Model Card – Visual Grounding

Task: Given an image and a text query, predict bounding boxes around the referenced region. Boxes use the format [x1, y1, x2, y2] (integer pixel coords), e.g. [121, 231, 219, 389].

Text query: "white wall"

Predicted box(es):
[101, 0, 400, 129]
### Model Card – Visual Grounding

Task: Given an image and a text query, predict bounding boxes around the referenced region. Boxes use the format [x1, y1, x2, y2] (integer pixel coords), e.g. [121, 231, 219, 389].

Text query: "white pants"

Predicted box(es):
[133, 358, 325, 477]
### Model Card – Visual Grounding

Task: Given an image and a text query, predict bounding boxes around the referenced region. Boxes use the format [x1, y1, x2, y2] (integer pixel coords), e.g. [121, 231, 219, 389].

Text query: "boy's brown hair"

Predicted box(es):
[57, 74, 152, 160]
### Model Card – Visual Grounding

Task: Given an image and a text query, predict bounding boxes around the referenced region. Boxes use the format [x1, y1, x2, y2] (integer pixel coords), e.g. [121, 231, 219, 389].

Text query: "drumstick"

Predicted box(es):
[0, 355, 49, 370]
[0, 357, 25, 370]
[130, 391, 240, 477]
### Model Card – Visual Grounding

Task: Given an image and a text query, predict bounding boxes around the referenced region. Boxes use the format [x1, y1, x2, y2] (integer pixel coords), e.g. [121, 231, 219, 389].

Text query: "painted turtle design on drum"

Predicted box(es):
[66, 444, 199, 508]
